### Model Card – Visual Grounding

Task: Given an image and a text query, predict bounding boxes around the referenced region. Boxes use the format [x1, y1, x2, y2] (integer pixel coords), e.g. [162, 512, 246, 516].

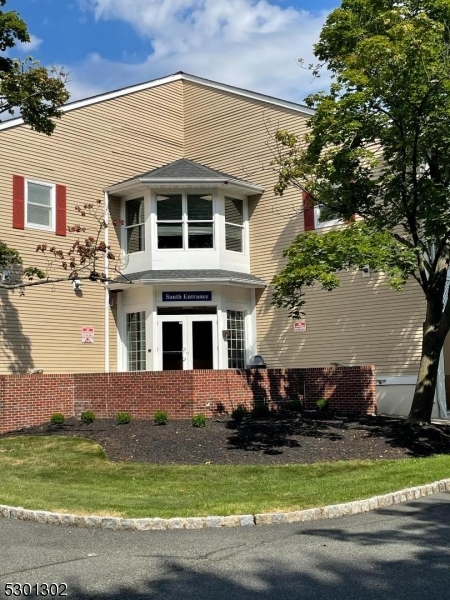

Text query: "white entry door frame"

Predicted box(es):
[157, 314, 218, 370]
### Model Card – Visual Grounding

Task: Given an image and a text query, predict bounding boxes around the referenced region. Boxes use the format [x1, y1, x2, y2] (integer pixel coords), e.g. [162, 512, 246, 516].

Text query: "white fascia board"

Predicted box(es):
[140, 178, 265, 193]
[106, 178, 264, 194]
[0, 71, 314, 133]
[0, 73, 184, 132]
[140, 277, 265, 288]
[181, 73, 315, 116]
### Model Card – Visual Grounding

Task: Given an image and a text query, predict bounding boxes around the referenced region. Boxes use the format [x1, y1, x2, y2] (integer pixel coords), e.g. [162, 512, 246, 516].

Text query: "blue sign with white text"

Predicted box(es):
[162, 291, 212, 302]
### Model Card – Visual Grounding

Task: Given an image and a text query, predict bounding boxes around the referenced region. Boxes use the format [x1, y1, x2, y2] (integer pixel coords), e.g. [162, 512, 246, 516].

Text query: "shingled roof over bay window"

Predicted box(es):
[106, 158, 265, 194]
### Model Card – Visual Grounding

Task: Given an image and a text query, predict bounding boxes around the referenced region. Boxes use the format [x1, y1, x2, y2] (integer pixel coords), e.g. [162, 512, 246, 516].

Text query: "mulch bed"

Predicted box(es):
[3, 412, 450, 465]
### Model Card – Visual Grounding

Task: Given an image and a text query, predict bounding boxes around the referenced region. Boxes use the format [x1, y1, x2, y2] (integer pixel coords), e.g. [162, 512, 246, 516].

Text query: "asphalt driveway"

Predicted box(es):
[1, 494, 450, 599]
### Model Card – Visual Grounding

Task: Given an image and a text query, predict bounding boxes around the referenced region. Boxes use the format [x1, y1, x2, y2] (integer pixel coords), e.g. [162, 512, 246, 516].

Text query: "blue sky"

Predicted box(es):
[7, 0, 337, 103]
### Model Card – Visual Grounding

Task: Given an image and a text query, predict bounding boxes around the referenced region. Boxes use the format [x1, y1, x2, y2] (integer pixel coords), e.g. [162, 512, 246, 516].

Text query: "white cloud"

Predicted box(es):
[70, 0, 330, 103]
[15, 34, 43, 53]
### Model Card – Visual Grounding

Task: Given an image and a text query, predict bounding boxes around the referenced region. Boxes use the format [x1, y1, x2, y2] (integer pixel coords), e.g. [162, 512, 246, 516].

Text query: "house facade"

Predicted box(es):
[1, 72, 448, 416]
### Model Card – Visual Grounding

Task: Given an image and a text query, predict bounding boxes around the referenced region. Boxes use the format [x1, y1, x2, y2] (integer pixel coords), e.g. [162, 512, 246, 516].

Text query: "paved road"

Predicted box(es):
[1, 493, 450, 599]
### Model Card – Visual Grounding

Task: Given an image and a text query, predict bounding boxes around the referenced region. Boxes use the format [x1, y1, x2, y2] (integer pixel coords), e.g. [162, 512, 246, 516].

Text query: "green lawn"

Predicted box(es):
[0, 436, 449, 518]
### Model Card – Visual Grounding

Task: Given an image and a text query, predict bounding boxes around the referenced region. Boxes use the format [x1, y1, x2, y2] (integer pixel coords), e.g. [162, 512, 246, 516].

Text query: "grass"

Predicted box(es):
[0, 436, 449, 518]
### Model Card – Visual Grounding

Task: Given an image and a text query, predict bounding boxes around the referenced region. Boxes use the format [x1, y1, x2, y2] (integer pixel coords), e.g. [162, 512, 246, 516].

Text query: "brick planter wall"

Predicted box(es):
[0, 366, 376, 434]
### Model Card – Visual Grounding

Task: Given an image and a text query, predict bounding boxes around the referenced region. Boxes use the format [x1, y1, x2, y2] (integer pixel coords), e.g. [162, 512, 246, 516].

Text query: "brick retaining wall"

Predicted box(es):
[0, 366, 376, 434]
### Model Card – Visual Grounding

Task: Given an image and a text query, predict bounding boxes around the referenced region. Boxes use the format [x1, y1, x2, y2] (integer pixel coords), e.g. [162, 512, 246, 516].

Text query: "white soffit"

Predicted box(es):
[0, 72, 314, 132]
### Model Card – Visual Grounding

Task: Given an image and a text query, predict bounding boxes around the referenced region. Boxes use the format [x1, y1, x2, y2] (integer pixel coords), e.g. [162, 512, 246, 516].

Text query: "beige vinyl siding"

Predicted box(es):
[0, 81, 184, 374]
[183, 80, 424, 376]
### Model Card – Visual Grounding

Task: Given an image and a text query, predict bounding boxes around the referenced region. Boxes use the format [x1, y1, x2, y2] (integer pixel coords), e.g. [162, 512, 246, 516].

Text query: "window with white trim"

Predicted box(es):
[26, 180, 55, 231]
[314, 204, 343, 228]
[225, 197, 244, 252]
[156, 193, 214, 249]
[227, 310, 246, 368]
[125, 198, 145, 254]
[126, 311, 146, 371]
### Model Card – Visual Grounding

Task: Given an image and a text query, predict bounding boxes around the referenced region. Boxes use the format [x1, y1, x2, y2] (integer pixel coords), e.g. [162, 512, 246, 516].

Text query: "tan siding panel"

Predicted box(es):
[1, 81, 184, 374]
[183, 80, 423, 377]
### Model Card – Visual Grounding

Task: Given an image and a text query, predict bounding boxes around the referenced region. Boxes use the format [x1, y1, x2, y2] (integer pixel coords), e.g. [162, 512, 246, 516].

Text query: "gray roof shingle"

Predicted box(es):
[112, 269, 265, 287]
[110, 158, 261, 189]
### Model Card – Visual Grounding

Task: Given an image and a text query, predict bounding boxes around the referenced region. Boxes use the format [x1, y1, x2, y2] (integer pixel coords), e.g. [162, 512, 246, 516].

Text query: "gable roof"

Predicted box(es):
[0, 72, 314, 132]
[107, 158, 265, 193]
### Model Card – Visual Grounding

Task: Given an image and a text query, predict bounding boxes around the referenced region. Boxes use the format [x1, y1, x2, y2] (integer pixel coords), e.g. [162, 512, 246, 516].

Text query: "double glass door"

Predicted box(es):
[159, 315, 217, 370]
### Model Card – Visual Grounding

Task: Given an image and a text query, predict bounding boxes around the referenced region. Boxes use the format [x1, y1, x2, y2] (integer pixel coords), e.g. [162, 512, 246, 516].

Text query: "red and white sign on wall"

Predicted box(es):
[293, 321, 307, 333]
[81, 326, 95, 344]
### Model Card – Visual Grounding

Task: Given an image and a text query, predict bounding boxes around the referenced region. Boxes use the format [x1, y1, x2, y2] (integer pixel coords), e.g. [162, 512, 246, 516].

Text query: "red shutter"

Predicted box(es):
[55, 184, 67, 236]
[303, 190, 315, 231]
[12, 175, 25, 230]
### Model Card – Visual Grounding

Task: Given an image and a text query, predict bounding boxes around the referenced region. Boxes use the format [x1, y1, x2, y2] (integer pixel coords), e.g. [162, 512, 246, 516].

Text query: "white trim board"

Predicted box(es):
[0, 72, 314, 132]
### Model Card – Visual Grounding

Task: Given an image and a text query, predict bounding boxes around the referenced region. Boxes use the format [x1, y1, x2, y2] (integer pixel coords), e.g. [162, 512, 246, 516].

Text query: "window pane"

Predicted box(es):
[158, 223, 183, 248]
[188, 194, 212, 220]
[28, 182, 51, 207]
[188, 222, 213, 248]
[126, 311, 146, 371]
[28, 204, 51, 227]
[157, 194, 182, 220]
[225, 197, 243, 225]
[318, 204, 340, 224]
[127, 224, 144, 253]
[126, 198, 144, 226]
[227, 310, 246, 369]
[225, 224, 243, 252]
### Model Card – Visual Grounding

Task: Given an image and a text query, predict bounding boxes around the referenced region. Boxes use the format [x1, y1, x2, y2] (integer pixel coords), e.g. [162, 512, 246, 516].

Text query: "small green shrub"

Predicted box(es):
[316, 398, 329, 411]
[81, 410, 96, 424]
[251, 402, 270, 418]
[154, 410, 168, 425]
[286, 399, 304, 412]
[192, 413, 207, 428]
[50, 413, 65, 426]
[231, 405, 248, 422]
[116, 411, 132, 425]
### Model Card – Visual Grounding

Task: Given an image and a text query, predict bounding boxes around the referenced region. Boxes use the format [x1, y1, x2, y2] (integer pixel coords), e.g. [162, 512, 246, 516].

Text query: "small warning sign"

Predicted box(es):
[293, 321, 307, 333]
[81, 326, 95, 344]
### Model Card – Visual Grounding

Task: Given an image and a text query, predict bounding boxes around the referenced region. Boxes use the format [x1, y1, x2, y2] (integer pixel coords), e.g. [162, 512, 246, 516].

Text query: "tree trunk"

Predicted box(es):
[407, 314, 444, 425]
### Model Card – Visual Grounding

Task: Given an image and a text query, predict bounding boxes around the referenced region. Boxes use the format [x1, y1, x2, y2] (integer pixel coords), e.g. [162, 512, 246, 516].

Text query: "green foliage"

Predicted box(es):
[192, 414, 207, 428]
[154, 410, 168, 425]
[286, 399, 304, 412]
[81, 411, 96, 424]
[50, 413, 65, 426]
[0, 0, 69, 134]
[251, 402, 270, 419]
[231, 405, 248, 422]
[316, 398, 329, 412]
[272, 222, 416, 318]
[272, 0, 450, 422]
[116, 411, 132, 425]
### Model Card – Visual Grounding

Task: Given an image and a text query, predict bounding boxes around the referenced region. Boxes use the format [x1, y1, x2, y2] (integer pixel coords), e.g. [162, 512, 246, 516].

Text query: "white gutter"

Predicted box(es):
[140, 277, 265, 288]
[104, 191, 110, 373]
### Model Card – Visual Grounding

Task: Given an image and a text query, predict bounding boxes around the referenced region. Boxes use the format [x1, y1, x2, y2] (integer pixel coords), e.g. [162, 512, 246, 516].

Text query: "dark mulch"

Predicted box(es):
[3, 411, 450, 465]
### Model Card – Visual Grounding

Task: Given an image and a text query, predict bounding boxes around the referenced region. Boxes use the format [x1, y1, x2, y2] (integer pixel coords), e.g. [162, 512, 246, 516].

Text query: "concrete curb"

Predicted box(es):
[1, 479, 449, 531]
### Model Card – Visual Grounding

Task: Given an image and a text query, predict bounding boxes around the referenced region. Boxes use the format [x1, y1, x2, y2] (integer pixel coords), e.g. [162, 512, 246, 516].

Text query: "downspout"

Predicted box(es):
[104, 191, 110, 374]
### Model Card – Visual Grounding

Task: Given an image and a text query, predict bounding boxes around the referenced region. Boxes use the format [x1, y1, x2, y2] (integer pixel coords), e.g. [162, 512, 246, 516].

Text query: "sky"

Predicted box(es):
[6, 0, 338, 105]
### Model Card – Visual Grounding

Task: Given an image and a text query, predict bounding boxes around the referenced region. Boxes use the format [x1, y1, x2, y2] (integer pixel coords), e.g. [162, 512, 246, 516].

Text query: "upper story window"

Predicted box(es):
[225, 197, 244, 252]
[314, 204, 343, 228]
[126, 198, 145, 254]
[156, 193, 213, 249]
[26, 180, 55, 231]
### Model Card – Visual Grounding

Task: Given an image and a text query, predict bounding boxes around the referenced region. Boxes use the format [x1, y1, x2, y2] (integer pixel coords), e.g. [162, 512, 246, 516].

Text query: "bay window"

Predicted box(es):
[156, 193, 214, 249]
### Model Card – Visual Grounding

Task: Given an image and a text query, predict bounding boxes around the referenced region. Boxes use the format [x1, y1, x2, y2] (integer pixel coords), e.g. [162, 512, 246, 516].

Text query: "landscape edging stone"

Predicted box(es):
[1, 478, 449, 531]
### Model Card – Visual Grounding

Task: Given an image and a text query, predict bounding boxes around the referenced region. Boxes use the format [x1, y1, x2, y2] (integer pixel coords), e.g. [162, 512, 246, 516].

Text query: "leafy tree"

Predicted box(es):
[0, 2, 122, 290]
[0, 0, 69, 134]
[272, 0, 450, 424]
